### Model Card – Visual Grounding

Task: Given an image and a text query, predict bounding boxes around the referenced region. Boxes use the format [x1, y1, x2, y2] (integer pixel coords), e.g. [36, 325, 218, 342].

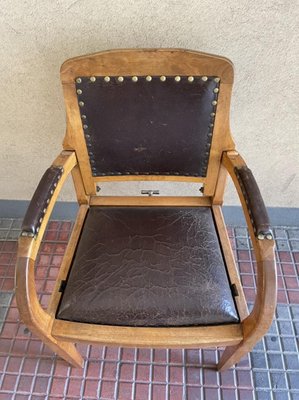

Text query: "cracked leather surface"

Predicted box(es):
[57, 206, 239, 326]
[75, 76, 219, 177]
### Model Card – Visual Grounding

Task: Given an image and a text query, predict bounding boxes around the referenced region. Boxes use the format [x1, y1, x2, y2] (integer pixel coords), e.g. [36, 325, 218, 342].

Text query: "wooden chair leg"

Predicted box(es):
[217, 342, 251, 371]
[41, 335, 83, 368]
[16, 257, 84, 368]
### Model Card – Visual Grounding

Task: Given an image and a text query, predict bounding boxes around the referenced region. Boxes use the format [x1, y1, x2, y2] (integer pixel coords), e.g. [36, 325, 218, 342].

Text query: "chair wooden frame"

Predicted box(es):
[15, 49, 277, 370]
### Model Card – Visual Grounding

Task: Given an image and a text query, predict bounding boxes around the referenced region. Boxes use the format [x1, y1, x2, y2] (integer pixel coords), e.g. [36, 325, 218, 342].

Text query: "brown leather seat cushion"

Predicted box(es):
[57, 207, 239, 327]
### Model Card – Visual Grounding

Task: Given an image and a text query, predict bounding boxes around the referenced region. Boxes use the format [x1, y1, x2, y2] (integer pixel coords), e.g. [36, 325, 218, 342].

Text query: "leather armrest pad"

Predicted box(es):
[21, 166, 64, 236]
[234, 166, 271, 238]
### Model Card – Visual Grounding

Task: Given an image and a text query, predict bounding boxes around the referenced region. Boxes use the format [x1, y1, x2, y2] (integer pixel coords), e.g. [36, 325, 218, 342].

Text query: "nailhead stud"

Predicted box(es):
[213, 88, 219, 93]
[90, 76, 96, 82]
[212, 100, 217, 106]
[118, 76, 124, 82]
[266, 233, 273, 240]
[201, 76, 208, 81]
[104, 76, 110, 82]
[79, 101, 84, 107]
[76, 78, 82, 83]
[174, 76, 181, 82]
[146, 75, 152, 82]
[258, 233, 265, 240]
[214, 77, 220, 82]
[160, 75, 166, 82]
[81, 115, 87, 119]
[76, 89, 82, 95]
[188, 76, 194, 82]
[132, 76, 138, 82]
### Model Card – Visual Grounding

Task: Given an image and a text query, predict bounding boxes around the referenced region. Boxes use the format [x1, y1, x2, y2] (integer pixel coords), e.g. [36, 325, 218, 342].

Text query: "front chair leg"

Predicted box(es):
[38, 334, 83, 368]
[16, 256, 84, 368]
[217, 342, 251, 371]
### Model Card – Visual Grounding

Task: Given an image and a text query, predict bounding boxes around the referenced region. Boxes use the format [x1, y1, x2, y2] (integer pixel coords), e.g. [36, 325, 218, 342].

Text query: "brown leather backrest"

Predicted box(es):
[60, 49, 235, 196]
[75, 75, 219, 178]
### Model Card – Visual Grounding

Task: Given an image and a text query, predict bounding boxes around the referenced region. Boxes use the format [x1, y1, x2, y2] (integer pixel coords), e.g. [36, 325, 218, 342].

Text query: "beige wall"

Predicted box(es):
[1, 0, 298, 206]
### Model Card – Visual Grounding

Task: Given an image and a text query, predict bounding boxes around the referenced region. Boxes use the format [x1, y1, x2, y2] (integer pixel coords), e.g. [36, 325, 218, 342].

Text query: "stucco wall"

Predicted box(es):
[0, 0, 298, 206]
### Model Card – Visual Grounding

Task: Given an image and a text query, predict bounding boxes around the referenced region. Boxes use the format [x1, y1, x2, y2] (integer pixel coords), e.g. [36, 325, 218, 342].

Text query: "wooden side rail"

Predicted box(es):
[218, 150, 277, 370]
[15, 151, 84, 368]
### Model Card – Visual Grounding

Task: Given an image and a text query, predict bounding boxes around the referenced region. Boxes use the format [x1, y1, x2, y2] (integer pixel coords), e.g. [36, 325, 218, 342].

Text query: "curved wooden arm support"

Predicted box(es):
[15, 151, 83, 368]
[218, 151, 277, 370]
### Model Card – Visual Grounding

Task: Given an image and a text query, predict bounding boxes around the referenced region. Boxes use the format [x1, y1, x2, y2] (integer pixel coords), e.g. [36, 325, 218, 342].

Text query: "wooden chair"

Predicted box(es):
[15, 49, 277, 370]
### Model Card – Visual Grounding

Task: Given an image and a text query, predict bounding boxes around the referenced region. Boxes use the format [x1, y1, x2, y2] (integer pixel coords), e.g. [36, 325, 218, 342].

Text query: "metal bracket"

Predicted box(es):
[141, 190, 160, 197]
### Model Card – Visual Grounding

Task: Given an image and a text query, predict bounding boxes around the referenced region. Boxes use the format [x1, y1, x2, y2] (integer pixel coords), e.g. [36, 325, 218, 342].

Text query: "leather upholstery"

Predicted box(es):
[21, 166, 63, 236]
[235, 166, 271, 238]
[57, 206, 239, 327]
[75, 76, 219, 177]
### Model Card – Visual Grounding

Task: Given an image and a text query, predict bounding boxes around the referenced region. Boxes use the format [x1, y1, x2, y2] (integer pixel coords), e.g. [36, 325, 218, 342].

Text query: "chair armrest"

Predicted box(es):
[21, 166, 64, 237]
[222, 151, 273, 241]
[234, 166, 272, 240]
[15, 151, 78, 341]
[222, 150, 276, 340]
[20, 151, 77, 243]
